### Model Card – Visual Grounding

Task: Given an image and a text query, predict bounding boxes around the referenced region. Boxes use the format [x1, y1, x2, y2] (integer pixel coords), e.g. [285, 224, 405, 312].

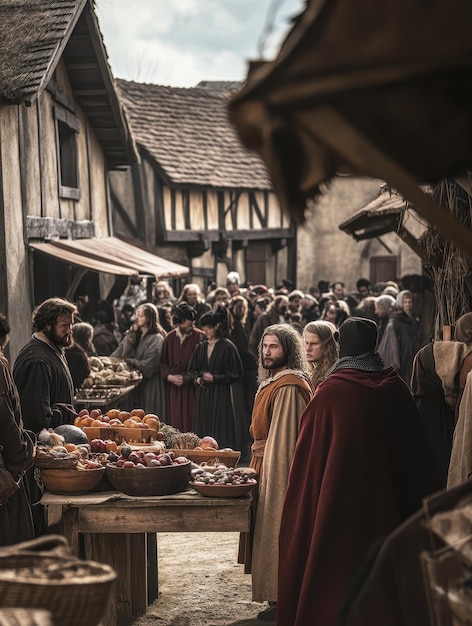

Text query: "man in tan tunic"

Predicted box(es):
[243, 323, 312, 621]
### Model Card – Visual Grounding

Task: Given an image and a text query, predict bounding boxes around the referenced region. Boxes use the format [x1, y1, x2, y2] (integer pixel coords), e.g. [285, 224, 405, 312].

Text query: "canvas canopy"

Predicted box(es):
[229, 0, 472, 257]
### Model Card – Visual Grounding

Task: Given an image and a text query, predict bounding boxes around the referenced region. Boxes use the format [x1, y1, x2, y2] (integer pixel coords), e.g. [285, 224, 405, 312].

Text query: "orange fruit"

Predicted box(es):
[130, 408, 145, 419]
[118, 411, 131, 422]
[106, 408, 120, 419]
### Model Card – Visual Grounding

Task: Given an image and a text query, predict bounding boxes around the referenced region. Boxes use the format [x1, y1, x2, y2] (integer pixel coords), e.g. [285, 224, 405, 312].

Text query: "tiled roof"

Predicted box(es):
[0, 0, 83, 103]
[196, 80, 243, 93]
[117, 79, 272, 190]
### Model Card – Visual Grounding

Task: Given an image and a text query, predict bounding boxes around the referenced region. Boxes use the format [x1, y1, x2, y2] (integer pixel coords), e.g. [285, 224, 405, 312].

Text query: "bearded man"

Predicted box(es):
[13, 297, 77, 537]
[277, 317, 442, 626]
[159, 302, 204, 432]
[239, 324, 312, 622]
[13, 298, 77, 434]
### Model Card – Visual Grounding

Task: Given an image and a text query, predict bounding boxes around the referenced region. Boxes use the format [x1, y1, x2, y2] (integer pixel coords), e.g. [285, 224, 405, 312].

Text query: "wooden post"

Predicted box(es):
[443, 326, 452, 341]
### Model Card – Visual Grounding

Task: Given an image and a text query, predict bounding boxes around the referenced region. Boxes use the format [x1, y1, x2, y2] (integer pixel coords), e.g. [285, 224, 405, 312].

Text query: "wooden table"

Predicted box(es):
[42, 489, 252, 626]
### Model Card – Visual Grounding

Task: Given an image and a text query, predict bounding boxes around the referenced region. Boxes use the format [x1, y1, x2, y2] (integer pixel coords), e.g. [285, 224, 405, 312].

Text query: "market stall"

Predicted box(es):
[74, 356, 142, 413]
[42, 489, 252, 626]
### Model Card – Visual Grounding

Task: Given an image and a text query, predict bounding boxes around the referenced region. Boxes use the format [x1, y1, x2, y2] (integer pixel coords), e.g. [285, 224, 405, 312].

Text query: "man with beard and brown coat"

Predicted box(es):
[13, 297, 78, 536]
[277, 317, 442, 626]
[13, 298, 77, 434]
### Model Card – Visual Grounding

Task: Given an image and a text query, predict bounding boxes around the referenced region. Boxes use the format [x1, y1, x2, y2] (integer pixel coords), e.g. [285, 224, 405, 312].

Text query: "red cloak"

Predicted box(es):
[277, 367, 442, 626]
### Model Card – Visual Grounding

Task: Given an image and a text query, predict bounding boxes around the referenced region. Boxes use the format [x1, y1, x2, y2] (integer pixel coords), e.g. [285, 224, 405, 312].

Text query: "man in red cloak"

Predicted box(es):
[277, 317, 443, 626]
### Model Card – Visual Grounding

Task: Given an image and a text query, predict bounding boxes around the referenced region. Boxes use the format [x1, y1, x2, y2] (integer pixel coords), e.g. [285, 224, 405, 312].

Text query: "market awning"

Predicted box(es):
[339, 192, 406, 241]
[29, 237, 189, 279]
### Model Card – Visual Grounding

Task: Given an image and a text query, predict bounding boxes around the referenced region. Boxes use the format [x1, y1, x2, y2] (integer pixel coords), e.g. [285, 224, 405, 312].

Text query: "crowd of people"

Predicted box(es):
[2, 269, 471, 625]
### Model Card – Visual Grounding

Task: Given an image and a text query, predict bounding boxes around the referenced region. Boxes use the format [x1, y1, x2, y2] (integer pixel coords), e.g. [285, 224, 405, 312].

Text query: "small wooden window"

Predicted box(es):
[54, 107, 80, 200]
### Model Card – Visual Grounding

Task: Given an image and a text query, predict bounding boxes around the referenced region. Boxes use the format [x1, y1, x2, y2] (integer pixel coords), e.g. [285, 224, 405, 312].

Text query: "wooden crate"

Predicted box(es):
[169, 449, 241, 467]
[83, 426, 157, 444]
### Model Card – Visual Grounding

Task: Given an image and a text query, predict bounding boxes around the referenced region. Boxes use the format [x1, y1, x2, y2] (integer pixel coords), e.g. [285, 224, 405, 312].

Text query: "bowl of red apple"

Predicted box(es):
[106, 446, 191, 496]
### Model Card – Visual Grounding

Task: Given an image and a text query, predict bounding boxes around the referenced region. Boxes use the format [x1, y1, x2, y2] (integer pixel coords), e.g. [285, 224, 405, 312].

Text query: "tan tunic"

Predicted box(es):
[249, 369, 312, 602]
[448, 369, 472, 487]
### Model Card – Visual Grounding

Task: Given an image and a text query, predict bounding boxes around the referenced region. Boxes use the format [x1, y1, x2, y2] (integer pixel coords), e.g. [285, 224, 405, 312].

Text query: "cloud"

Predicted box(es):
[96, 0, 304, 87]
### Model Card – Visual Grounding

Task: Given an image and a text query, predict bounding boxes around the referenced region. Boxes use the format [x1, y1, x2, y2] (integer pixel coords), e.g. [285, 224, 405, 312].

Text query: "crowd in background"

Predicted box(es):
[2, 270, 472, 626]
[61, 271, 435, 452]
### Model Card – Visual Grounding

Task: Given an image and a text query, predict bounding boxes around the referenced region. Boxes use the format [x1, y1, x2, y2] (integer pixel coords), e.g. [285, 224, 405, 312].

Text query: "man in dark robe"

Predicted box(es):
[13, 297, 77, 536]
[13, 298, 77, 433]
[0, 314, 35, 546]
[277, 317, 442, 626]
[159, 302, 203, 432]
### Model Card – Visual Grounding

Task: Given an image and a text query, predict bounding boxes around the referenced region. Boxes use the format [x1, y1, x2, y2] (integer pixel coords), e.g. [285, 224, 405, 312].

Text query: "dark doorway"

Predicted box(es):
[246, 242, 266, 285]
[370, 256, 398, 284]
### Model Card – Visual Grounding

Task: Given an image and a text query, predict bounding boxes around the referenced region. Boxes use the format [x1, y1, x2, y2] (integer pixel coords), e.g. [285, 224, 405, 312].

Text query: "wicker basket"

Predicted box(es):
[0, 608, 52, 626]
[34, 456, 78, 470]
[0, 536, 116, 626]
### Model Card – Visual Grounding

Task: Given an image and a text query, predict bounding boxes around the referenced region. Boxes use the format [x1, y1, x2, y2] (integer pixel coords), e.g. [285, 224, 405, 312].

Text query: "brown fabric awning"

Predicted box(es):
[29, 237, 189, 279]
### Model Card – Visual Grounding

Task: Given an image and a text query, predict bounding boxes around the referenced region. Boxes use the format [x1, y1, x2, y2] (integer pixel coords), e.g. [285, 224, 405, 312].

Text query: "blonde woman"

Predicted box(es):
[303, 320, 339, 389]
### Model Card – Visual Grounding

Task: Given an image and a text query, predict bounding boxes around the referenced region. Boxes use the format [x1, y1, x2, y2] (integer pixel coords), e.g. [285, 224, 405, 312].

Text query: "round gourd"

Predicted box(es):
[54, 424, 88, 445]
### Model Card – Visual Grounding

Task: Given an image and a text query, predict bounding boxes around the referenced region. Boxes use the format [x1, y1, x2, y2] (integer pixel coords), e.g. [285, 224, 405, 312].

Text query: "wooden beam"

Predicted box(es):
[202, 190, 208, 230]
[397, 226, 423, 257]
[109, 187, 140, 239]
[165, 228, 293, 242]
[249, 192, 267, 228]
[26, 216, 95, 240]
[171, 189, 176, 230]
[300, 107, 472, 260]
[183, 190, 190, 229]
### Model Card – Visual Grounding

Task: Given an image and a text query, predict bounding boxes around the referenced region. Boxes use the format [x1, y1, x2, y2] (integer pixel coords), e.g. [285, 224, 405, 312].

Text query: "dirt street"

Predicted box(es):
[131, 532, 265, 626]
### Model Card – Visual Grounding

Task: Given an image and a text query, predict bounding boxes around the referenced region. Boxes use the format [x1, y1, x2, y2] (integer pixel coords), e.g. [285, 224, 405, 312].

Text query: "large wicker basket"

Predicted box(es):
[0, 536, 116, 626]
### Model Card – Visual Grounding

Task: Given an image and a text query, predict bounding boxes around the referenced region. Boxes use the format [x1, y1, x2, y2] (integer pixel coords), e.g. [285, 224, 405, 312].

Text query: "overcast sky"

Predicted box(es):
[95, 0, 305, 87]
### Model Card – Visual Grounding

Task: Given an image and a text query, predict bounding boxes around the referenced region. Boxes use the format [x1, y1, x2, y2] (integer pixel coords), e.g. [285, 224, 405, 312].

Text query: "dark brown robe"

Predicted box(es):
[0, 353, 34, 546]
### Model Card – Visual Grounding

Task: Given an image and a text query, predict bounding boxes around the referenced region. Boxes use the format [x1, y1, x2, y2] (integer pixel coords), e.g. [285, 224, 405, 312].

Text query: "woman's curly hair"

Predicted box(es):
[257, 323, 311, 383]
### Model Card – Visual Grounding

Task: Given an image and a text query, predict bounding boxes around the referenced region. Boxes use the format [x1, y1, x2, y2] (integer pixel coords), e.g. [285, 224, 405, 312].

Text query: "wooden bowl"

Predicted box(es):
[106, 461, 191, 496]
[40, 467, 105, 495]
[168, 449, 241, 467]
[190, 479, 256, 498]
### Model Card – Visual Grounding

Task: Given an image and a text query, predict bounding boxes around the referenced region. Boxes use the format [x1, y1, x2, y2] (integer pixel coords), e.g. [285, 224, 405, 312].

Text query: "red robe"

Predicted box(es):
[277, 367, 442, 626]
[159, 327, 203, 432]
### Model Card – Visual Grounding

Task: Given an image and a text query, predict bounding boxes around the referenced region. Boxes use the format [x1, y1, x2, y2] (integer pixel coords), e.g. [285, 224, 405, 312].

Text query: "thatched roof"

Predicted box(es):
[0, 0, 136, 168]
[0, 0, 83, 103]
[117, 79, 272, 190]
